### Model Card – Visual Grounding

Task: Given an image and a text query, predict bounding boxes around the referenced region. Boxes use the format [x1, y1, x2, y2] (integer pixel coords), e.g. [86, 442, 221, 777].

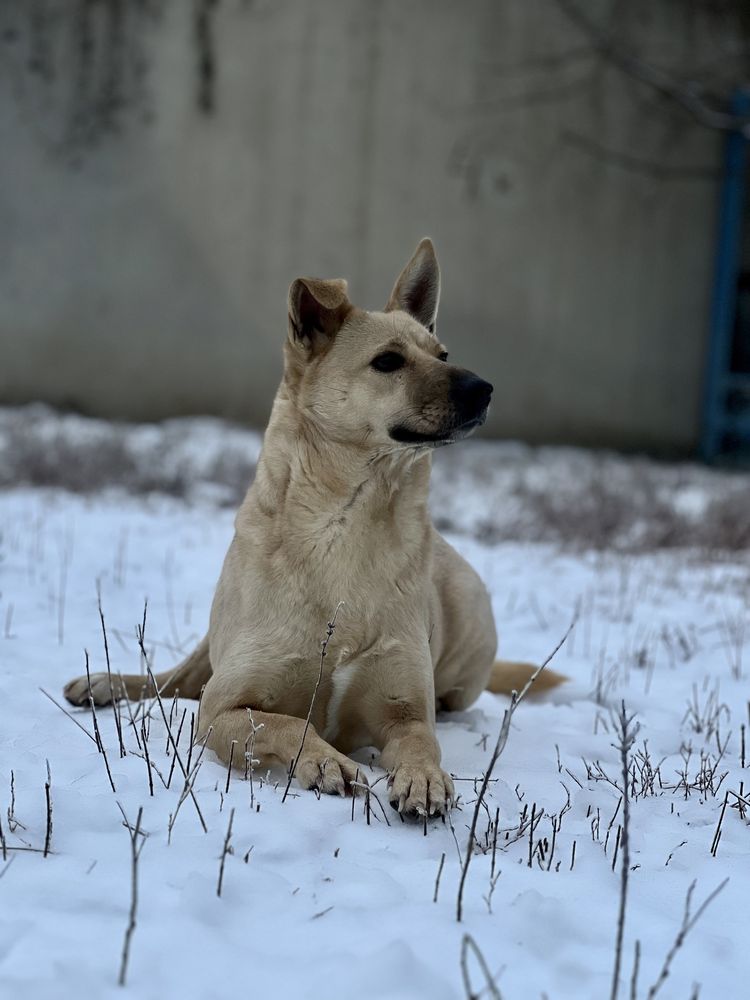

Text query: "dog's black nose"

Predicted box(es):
[451, 372, 494, 418]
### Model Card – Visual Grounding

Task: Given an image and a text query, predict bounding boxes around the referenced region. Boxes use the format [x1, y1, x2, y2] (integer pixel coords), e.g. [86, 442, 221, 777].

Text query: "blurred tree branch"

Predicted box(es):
[555, 0, 750, 136]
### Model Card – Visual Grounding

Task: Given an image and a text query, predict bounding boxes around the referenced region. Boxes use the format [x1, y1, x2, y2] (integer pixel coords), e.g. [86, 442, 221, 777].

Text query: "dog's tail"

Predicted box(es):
[486, 660, 567, 696]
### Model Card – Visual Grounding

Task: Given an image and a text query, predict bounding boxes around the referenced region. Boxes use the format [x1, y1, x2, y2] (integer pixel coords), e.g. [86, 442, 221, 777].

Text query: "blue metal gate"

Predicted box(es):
[700, 90, 750, 462]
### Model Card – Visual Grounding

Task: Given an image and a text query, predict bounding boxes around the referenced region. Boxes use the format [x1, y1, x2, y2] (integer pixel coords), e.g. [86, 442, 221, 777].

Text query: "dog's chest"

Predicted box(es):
[322, 660, 358, 743]
[317, 641, 378, 751]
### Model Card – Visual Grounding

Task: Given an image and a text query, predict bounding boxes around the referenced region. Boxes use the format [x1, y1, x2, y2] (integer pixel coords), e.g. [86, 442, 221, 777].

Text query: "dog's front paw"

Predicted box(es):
[63, 672, 119, 707]
[388, 762, 455, 817]
[295, 748, 366, 798]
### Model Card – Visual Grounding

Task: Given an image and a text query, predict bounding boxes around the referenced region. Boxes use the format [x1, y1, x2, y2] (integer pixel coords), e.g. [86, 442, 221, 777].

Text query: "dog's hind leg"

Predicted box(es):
[201, 706, 362, 797]
[63, 634, 212, 707]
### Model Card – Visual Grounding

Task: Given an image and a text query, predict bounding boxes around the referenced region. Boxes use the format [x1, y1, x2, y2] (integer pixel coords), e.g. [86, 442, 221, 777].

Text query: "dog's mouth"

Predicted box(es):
[389, 410, 488, 447]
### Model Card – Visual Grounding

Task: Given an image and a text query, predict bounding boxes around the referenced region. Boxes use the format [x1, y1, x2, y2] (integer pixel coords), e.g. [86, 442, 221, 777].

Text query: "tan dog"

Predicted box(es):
[64, 239, 563, 816]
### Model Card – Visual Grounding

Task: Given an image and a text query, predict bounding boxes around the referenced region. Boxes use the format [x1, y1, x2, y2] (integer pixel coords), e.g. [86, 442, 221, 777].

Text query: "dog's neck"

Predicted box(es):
[236, 394, 432, 561]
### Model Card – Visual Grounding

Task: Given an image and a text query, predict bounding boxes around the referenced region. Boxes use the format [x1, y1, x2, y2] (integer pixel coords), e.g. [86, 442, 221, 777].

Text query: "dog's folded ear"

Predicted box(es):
[288, 277, 351, 355]
[385, 238, 440, 333]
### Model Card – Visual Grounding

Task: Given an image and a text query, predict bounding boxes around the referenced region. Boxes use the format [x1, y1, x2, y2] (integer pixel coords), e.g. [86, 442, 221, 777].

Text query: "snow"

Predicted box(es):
[1, 474, 749, 998]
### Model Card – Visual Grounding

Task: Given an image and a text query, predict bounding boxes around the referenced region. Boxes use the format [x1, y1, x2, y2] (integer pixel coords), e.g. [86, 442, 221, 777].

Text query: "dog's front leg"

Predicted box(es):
[201, 707, 362, 797]
[367, 655, 455, 817]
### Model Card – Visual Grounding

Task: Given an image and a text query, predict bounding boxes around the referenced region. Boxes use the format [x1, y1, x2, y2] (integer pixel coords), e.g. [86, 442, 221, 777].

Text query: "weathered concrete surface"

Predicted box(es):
[0, 1, 733, 451]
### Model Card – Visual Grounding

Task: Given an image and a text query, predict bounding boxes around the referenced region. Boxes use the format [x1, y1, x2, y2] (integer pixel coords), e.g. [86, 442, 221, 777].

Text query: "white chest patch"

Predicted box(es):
[323, 662, 358, 742]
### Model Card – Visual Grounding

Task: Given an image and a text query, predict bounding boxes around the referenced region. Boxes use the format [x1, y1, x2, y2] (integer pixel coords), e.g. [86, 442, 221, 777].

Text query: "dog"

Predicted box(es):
[64, 238, 563, 816]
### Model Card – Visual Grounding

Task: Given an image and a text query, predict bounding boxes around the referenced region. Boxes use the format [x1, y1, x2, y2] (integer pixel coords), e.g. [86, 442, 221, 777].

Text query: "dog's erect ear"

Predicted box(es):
[288, 277, 351, 355]
[385, 238, 440, 333]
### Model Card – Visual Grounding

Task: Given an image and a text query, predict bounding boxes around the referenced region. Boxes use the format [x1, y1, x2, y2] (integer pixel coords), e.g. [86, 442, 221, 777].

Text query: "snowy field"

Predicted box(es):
[1, 413, 749, 999]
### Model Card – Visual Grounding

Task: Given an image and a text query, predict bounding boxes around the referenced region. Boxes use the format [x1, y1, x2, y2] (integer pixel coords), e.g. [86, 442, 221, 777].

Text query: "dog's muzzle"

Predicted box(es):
[389, 370, 494, 445]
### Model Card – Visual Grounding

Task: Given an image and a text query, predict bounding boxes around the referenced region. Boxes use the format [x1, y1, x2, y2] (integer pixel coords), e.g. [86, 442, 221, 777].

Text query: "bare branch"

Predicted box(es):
[555, 0, 750, 136]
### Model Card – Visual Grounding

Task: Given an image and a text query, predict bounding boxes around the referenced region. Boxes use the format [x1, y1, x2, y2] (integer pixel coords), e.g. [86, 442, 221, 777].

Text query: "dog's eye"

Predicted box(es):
[438, 351, 449, 362]
[371, 351, 405, 373]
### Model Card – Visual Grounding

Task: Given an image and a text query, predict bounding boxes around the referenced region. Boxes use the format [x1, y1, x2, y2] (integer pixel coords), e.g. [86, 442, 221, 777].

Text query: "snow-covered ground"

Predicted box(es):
[1, 417, 749, 999]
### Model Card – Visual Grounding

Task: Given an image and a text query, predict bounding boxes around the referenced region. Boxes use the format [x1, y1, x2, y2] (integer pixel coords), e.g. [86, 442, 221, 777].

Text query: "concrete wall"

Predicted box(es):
[0, 0, 734, 451]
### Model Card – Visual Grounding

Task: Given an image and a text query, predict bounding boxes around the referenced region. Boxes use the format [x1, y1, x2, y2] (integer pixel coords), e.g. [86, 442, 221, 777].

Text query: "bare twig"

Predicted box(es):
[43, 760, 52, 858]
[167, 729, 212, 840]
[225, 740, 237, 795]
[98, 587, 125, 758]
[710, 793, 729, 857]
[141, 722, 154, 796]
[117, 804, 145, 987]
[282, 603, 344, 804]
[136, 618, 207, 833]
[611, 700, 639, 1000]
[217, 808, 235, 898]
[85, 650, 103, 751]
[39, 688, 97, 744]
[166, 708, 188, 789]
[84, 653, 117, 793]
[460, 933, 503, 1000]
[456, 612, 577, 921]
[433, 851, 446, 903]
[630, 940, 641, 1000]
[350, 780, 390, 826]
[117, 672, 142, 751]
[245, 709, 262, 808]
[646, 878, 730, 998]
[7, 771, 21, 835]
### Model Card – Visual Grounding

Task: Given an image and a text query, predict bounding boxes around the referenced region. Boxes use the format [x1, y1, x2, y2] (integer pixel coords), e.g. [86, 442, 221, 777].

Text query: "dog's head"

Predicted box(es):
[284, 239, 493, 450]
